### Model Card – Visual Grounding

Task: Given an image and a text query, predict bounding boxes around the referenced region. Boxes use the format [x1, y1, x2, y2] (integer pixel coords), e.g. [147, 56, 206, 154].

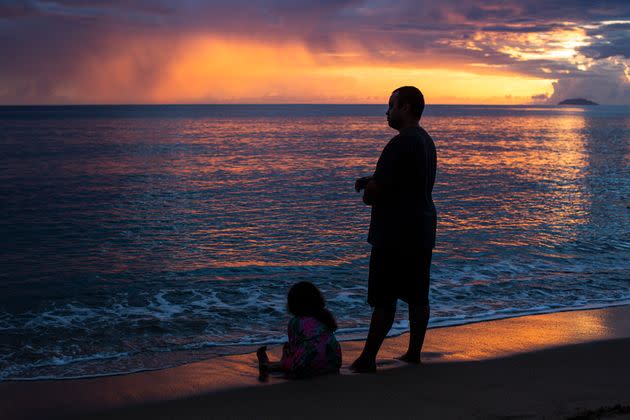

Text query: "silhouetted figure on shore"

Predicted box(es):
[257, 281, 342, 381]
[351, 86, 437, 373]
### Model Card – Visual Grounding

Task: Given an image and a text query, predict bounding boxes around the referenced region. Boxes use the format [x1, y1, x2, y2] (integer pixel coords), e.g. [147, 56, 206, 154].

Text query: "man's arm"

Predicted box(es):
[360, 137, 401, 205]
[355, 175, 373, 192]
[362, 178, 387, 205]
[356, 175, 386, 205]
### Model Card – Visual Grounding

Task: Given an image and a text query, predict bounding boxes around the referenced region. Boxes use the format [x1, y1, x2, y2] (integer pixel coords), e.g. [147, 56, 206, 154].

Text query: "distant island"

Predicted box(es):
[558, 98, 598, 105]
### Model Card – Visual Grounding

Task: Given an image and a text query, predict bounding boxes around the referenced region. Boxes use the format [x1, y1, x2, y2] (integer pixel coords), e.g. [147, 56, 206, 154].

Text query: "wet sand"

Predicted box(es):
[2, 305, 630, 419]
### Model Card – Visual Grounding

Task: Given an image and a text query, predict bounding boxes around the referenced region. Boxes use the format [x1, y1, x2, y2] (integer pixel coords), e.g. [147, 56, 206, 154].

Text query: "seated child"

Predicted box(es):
[257, 281, 342, 380]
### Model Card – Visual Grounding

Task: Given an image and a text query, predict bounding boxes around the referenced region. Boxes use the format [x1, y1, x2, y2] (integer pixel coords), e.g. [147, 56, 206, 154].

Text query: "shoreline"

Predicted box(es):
[6, 300, 630, 383]
[2, 304, 630, 419]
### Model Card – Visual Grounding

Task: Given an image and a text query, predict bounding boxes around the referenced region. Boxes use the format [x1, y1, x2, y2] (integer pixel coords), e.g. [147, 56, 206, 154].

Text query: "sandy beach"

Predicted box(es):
[2, 305, 630, 420]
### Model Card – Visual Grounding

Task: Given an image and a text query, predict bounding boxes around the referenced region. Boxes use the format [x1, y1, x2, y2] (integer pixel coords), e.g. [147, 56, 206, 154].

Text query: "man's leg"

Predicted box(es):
[398, 248, 432, 364]
[398, 303, 430, 364]
[350, 302, 396, 372]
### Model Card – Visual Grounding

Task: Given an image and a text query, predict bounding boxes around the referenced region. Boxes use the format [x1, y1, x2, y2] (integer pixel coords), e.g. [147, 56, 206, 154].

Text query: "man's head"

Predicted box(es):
[386, 86, 425, 130]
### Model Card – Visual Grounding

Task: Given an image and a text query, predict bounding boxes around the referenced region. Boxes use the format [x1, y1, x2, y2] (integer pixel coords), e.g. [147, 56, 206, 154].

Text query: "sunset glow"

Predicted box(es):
[146, 38, 555, 104]
[1, 2, 628, 104]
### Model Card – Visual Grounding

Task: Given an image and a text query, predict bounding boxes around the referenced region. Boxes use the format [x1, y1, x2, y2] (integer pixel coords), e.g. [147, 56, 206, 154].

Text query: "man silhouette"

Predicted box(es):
[351, 86, 437, 372]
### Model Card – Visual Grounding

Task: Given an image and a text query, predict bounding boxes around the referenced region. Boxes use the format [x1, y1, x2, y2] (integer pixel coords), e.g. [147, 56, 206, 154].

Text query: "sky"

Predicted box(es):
[0, 0, 629, 105]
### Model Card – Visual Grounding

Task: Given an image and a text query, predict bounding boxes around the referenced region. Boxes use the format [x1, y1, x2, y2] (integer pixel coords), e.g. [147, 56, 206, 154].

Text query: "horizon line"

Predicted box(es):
[0, 102, 609, 107]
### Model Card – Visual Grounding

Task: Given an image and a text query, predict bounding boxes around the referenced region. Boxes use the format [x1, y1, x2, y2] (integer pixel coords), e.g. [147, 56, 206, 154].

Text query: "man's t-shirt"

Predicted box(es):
[367, 125, 437, 249]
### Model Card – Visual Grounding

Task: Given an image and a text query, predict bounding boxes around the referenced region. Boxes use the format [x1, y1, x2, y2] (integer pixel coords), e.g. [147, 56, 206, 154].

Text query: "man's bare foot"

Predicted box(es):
[349, 357, 376, 373]
[257, 346, 270, 382]
[395, 353, 421, 365]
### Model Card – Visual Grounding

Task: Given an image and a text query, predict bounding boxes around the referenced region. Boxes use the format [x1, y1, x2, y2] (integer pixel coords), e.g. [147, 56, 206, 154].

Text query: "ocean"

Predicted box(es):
[1, 104, 629, 380]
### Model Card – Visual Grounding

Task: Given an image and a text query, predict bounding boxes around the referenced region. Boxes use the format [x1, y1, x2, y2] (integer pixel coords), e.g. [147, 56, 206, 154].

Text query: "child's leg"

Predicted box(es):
[256, 346, 284, 382]
[256, 346, 270, 381]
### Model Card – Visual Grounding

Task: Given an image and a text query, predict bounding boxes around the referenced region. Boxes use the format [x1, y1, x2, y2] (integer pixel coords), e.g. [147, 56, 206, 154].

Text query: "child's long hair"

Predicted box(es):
[287, 281, 338, 332]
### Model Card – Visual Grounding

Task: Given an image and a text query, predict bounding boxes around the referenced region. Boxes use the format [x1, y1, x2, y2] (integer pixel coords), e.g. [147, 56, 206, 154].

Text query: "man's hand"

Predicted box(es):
[355, 176, 373, 192]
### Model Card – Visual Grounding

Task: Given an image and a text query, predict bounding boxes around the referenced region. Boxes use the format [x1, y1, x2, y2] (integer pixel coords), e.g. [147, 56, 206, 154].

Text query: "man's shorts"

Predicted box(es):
[368, 246, 432, 308]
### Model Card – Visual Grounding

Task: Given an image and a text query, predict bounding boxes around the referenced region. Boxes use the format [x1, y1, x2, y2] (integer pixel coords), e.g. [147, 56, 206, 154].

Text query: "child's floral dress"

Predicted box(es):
[280, 316, 342, 378]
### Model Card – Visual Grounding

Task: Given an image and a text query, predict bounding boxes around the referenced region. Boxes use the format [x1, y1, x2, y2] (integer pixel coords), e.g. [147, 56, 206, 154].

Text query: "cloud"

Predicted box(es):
[0, 0, 629, 103]
[579, 22, 630, 59]
[480, 24, 564, 33]
[547, 76, 630, 105]
[543, 57, 630, 105]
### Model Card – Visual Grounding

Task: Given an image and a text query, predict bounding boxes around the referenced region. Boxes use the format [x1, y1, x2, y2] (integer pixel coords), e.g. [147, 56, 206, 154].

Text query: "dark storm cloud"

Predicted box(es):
[480, 24, 563, 33]
[2, 0, 628, 33]
[579, 23, 630, 59]
[0, 0, 173, 19]
[1, 0, 629, 103]
[0, 2, 38, 18]
[581, 38, 630, 59]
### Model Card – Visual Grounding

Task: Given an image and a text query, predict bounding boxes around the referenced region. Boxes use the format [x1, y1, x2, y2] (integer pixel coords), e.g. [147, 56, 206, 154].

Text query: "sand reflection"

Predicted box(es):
[422, 308, 611, 362]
